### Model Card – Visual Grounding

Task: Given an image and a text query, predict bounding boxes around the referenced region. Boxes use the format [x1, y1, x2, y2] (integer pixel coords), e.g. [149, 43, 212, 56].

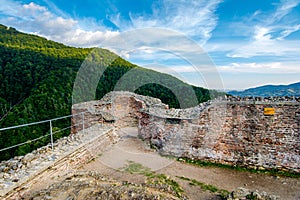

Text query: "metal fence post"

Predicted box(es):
[50, 120, 54, 149]
[82, 112, 85, 134]
[0, 113, 81, 153]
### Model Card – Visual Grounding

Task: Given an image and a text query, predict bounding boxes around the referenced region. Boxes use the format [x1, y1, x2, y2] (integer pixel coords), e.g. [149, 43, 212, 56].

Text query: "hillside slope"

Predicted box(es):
[228, 82, 300, 97]
[0, 24, 221, 160]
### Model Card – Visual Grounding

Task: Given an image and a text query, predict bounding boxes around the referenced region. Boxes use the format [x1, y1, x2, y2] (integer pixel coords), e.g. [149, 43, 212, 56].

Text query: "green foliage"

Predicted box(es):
[122, 161, 185, 198]
[176, 176, 229, 199]
[0, 24, 224, 161]
[177, 157, 300, 178]
[123, 160, 152, 175]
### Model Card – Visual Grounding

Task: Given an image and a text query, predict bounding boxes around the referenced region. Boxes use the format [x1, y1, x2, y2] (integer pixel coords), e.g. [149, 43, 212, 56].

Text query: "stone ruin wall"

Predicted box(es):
[139, 101, 300, 173]
[71, 91, 168, 132]
[72, 92, 300, 173]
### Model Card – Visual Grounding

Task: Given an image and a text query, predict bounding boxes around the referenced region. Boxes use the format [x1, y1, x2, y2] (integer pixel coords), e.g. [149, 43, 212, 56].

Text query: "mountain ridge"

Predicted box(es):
[228, 82, 300, 97]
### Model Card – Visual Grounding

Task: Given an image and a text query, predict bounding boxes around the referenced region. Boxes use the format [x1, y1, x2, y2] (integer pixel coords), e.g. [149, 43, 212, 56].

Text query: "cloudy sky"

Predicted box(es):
[1, 0, 300, 90]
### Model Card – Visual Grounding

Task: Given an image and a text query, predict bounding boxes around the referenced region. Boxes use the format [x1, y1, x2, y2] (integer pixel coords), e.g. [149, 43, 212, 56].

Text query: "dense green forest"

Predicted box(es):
[0, 24, 223, 161]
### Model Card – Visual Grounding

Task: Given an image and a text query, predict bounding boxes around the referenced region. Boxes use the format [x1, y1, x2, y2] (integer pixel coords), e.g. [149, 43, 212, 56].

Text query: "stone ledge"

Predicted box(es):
[0, 124, 115, 197]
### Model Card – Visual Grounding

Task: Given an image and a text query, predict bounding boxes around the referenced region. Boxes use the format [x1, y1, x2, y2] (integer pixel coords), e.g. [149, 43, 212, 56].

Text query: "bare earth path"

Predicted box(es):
[83, 127, 300, 200]
[4, 127, 300, 200]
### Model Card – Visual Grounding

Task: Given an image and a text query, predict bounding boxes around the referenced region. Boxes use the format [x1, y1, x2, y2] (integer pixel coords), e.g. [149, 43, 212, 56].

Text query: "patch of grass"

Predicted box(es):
[200, 183, 218, 193]
[177, 157, 300, 178]
[246, 194, 257, 200]
[177, 176, 229, 199]
[122, 161, 185, 199]
[178, 176, 190, 181]
[87, 157, 95, 163]
[149, 173, 184, 198]
[123, 160, 152, 175]
[160, 154, 178, 160]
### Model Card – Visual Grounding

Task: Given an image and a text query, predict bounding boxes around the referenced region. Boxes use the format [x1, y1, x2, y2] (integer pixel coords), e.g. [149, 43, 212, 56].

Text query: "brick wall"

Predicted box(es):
[139, 101, 300, 172]
[72, 92, 300, 172]
[71, 91, 167, 132]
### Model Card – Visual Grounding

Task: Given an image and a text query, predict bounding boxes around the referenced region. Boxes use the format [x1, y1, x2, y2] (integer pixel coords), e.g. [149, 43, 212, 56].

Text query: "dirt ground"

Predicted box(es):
[4, 127, 300, 200]
[82, 127, 300, 200]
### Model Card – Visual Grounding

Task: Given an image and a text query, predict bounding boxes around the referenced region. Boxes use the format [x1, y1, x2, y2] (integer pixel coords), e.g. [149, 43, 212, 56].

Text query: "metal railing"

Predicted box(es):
[0, 112, 85, 152]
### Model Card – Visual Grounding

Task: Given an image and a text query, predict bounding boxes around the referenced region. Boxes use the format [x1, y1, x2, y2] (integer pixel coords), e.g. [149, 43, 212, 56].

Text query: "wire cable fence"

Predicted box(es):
[0, 112, 86, 154]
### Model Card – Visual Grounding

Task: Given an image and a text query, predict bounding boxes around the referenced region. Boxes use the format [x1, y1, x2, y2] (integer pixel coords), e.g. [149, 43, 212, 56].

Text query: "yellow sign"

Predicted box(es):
[264, 108, 275, 116]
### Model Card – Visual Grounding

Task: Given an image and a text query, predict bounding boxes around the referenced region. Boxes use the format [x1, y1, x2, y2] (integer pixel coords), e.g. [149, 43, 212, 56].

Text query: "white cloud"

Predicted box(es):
[101, 28, 210, 59]
[227, 37, 300, 58]
[145, 65, 216, 74]
[218, 62, 300, 74]
[253, 26, 272, 41]
[0, 0, 119, 47]
[100, 28, 221, 85]
[223, 0, 300, 58]
[145, 60, 300, 77]
[278, 24, 300, 40]
[63, 29, 119, 47]
[0, 0, 223, 48]
[270, 0, 300, 24]
[109, 0, 223, 45]
[23, 2, 46, 11]
[204, 41, 245, 53]
[42, 0, 71, 19]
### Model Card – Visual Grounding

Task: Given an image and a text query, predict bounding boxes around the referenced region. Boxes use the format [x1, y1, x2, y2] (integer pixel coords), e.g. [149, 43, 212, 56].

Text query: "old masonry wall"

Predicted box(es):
[72, 92, 300, 173]
[139, 101, 300, 173]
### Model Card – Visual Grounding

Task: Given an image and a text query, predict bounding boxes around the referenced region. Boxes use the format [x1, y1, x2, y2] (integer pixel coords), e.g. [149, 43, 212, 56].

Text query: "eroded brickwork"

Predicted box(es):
[72, 92, 300, 172]
[139, 101, 300, 172]
[71, 91, 168, 131]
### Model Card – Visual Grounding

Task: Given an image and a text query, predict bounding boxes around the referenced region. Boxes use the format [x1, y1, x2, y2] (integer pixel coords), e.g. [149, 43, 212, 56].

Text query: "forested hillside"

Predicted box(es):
[0, 24, 222, 160]
[228, 82, 300, 97]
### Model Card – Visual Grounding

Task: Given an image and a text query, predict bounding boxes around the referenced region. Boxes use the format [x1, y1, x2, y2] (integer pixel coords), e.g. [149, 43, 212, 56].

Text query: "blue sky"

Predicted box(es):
[0, 0, 300, 90]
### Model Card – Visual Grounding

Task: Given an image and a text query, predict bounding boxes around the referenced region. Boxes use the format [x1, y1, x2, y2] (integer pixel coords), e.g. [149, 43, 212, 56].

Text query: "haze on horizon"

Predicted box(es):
[1, 0, 300, 90]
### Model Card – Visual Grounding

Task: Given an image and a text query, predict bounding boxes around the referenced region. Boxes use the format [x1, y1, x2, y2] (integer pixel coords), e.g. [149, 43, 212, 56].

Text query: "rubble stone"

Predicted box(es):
[226, 187, 280, 200]
[0, 125, 115, 197]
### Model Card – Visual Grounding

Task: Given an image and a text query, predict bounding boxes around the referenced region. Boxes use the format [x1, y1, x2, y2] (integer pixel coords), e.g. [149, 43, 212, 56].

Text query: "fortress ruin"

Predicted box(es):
[72, 91, 300, 173]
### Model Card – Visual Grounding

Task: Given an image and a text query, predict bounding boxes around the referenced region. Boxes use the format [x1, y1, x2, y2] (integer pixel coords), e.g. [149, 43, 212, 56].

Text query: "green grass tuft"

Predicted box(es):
[177, 157, 300, 178]
[123, 160, 152, 175]
[177, 176, 229, 199]
[122, 160, 185, 198]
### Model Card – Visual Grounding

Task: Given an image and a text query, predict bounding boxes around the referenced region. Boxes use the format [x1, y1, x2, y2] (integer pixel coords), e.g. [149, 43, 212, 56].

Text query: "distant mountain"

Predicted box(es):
[228, 82, 300, 97]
